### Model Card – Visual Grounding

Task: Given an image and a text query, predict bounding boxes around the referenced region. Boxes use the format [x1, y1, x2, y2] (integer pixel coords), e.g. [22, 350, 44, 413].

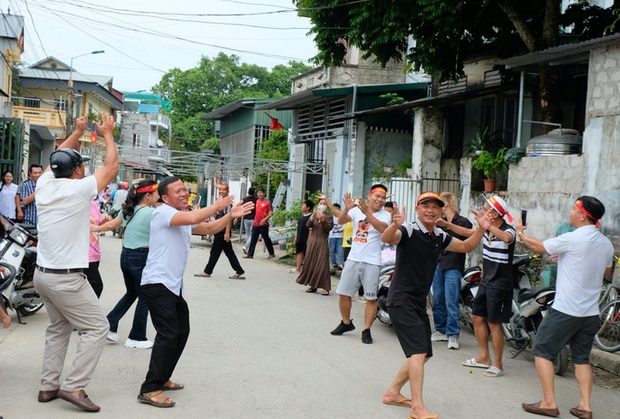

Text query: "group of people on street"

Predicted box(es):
[1, 117, 615, 419]
[319, 183, 613, 419]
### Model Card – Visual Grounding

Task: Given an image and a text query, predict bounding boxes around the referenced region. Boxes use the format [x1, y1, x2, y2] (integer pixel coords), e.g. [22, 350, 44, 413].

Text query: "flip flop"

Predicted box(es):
[229, 274, 246, 280]
[462, 357, 491, 369]
[137, 390, 175, 408]
[408, 414, 438, 419]
[483, 366, 505, 377]
[193, 272, 211, 278]
[383, 397, 411, 407]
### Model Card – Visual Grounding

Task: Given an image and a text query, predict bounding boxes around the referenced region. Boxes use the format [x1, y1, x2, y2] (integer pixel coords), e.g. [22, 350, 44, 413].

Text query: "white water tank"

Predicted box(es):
[526, 128, 582, 156]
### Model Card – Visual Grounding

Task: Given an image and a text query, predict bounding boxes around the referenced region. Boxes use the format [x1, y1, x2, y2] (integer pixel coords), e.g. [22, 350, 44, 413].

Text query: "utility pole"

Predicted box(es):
[65, 50, 105, 137]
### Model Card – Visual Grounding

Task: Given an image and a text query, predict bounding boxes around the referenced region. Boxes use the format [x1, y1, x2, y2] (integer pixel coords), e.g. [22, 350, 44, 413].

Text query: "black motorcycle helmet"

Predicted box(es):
[50, 148, 91, 178]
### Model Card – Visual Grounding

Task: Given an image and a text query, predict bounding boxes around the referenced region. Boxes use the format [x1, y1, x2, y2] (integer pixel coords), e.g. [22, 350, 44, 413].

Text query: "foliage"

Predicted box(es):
[463, 126, 505, 156]
[253, 129, 290, 198]
[472, 147, 508, 179]
[200, 137, 220, 152]
[152, 53, 311, 152]
[299, 0, 618, 122]
[270, 191, 322, 226]
[370, 151, 411, 183]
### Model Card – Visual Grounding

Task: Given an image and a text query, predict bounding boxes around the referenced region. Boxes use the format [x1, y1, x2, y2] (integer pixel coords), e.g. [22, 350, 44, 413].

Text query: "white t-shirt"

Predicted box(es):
[141, 204, 193, 296]
[346, 206, 391, 266]
[35, 171, 97, 268]
[544, 225, 614, 317]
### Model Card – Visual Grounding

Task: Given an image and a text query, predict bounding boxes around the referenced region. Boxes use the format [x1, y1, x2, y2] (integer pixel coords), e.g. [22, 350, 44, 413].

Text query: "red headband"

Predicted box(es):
[370, 186, 387, 196]
[575, 199, 600, 228]
[136, 183, 158, 194]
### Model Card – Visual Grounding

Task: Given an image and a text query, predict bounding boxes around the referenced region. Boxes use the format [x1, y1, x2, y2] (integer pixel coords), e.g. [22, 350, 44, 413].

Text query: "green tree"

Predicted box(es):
[152, 53, 311, 152]
[298, 0, 618, 124]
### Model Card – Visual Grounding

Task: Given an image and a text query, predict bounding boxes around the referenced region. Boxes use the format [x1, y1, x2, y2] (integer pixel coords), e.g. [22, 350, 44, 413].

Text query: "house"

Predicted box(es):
[257, 46, 429, 207]
[199, 98, 293, 195]
[13, 56, 123, 173]
[0, 13, 25, 181]
[117, 91, 172, 180]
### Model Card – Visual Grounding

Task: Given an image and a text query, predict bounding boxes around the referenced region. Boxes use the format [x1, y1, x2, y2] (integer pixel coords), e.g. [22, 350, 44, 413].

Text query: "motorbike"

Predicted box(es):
[376, 265, 395, 325]
[459, 266, 482, 331]
[502, 254, 569, 376]
[0, 215, 44, 324]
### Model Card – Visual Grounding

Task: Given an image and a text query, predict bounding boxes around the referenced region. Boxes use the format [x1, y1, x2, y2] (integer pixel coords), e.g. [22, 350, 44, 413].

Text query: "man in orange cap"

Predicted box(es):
[194, 183, 245, 279]
[440, 194, 516, 378]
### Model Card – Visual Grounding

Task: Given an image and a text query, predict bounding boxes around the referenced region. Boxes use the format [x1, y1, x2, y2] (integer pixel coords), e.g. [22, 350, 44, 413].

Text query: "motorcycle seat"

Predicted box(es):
[513, 254, 531, 269]
[517, 286, 555, 304]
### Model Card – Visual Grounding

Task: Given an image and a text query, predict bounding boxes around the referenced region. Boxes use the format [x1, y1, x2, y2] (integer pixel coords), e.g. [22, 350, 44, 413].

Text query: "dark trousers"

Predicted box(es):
[107, 247, 149, 341]
[247, 225, 274, 257]
[203, 231, 244, 274]
[140, 283, 190, 394]
[84, 261, 103, 298]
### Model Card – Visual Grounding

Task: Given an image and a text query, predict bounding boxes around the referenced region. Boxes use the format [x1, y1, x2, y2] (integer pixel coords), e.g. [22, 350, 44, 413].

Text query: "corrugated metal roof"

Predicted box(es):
[0, 14, 24, 39]
[200, 98, 279, 120]
[500, 33, 620, 70]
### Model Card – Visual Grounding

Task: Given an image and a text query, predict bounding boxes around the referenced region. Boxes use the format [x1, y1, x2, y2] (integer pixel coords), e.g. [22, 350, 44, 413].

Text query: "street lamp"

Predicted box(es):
[66, 50, 105, 135]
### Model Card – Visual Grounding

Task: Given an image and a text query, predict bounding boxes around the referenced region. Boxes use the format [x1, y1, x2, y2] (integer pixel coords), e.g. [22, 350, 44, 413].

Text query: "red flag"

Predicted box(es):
[265, 112, 285, 130]
[90, 131, 98, 144]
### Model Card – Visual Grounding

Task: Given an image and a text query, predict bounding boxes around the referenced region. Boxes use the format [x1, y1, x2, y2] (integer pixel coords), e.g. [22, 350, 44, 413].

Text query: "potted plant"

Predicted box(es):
[472, 147, 508, 192]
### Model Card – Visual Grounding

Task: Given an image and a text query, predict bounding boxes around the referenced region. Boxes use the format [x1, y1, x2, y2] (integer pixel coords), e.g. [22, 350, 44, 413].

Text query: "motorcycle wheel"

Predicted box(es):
[594, 299, 620, 353]
[501, 322, 518, 349]
[554, 345, 569, 376]
[17, 302, 44, 317]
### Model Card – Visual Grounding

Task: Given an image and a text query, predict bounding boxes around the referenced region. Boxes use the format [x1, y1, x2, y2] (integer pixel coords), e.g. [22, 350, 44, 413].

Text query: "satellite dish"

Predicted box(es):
[156, 139, 164, 147]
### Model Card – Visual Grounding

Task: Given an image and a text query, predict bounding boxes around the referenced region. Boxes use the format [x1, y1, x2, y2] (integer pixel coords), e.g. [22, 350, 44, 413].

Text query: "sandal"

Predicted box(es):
[321, 290, 330, 296]
[305, 288, 317, 293]
[137, 390, 175, 408]
[193, 272, 211, 278]
[163, 380, 184, 391]
[229, 273, 246, 280]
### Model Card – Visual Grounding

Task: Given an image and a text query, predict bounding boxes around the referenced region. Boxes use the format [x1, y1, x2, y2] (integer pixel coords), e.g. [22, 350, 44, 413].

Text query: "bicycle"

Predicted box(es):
[594, 255, 620, 352]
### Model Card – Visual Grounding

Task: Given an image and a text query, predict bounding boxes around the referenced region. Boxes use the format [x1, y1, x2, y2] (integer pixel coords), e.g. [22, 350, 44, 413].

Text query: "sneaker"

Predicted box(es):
[267, 254, 275, 259]
[361, 329, 373, 344]
[125, 339, 153, 349]
[107, 331, 119, 343]
[431, 331, 448, 342]
[447, 335, 460, 350]
[330, 320, 355, 335]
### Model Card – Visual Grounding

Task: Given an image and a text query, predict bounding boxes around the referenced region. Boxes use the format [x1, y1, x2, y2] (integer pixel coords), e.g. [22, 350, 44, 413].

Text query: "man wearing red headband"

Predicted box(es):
[518, 196, 613, 419]
[330, 184, 392, 344]
[441, 194, 516, 378]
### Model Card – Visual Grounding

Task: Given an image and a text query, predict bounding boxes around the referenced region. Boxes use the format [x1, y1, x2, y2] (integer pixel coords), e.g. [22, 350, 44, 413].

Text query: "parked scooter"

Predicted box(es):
[502, 254, 569, 376]
[459, 266, 482, 331]
[0, 215, 43, 324]
[376, 265, 395, 325]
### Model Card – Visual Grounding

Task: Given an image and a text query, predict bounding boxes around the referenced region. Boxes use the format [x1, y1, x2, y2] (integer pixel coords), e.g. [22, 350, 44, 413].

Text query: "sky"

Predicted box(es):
[8, 0, 319, 92]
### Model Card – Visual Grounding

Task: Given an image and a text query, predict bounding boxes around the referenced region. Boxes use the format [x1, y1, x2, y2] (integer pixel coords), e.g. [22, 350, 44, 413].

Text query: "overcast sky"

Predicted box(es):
[11, 0, 319, 92]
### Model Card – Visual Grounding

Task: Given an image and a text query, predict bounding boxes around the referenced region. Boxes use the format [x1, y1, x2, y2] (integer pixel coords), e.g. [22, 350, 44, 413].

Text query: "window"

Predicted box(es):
[54, 98, 67, 110]
[24, 97, 40, 108]
[481, 95, 518, 148]
[132, 134, 142, 147]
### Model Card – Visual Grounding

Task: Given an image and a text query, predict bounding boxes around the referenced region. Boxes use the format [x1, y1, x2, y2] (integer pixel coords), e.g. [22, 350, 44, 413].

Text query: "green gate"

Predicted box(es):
[0, 117, 25, 184]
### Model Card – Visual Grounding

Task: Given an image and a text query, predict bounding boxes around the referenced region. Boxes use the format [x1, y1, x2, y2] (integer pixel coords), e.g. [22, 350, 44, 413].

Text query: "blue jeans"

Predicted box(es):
[432, 265, 461, 337]
[107, 247, 150, 341]
[329, 237, 343, 266]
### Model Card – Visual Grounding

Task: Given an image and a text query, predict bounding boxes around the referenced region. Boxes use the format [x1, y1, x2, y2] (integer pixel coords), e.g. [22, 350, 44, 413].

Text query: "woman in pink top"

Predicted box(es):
[85, 200, 105, 297]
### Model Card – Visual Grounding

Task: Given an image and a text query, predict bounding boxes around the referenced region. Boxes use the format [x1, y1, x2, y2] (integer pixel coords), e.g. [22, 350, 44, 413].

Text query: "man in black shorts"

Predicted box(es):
[448, 195, 516, 378]
[381, 192, 490, 419]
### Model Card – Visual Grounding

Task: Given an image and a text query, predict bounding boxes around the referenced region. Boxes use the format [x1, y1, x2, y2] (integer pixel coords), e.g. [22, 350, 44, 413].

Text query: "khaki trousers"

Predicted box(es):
[34, 270, 109, 391]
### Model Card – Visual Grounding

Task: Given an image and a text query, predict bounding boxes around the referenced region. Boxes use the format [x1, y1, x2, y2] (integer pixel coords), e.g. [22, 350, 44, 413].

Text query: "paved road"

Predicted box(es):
[1, 235, 619, 419]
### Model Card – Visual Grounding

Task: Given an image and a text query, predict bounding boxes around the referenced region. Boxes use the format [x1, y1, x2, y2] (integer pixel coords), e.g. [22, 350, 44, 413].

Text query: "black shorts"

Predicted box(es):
[471, 284, 512, 324]
[295, 243, 306, 255]
[389, 305, 432, 358]
[532, 308, 599, 364]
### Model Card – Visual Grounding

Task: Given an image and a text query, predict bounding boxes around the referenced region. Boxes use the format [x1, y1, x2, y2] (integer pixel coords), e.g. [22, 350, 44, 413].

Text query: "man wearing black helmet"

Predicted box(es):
[33, 114, 118, 413]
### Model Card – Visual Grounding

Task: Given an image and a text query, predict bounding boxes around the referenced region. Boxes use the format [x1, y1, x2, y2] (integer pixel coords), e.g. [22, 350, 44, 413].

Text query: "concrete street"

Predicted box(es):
[1, 234, 619, 419]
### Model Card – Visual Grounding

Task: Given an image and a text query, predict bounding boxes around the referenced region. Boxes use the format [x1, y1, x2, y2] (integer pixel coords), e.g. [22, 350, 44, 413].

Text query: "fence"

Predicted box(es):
[390, 172, 460, 222]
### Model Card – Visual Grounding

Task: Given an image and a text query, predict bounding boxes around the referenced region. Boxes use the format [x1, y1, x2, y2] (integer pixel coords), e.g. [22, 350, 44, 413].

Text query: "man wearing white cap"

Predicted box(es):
[443, 194, 516, 378]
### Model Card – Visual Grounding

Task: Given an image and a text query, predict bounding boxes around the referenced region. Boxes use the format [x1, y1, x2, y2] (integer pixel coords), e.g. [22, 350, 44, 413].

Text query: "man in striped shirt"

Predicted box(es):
[15, 164, 43, 227]
[445, 195, 516, 378]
